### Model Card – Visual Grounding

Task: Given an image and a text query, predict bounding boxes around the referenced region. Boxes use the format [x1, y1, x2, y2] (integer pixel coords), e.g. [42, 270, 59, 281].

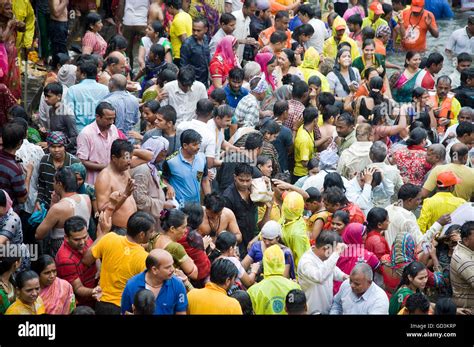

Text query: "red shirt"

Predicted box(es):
[365, 231, 390, 260]
[178, 229, 211, 281]
[324, 203, 366, 229]
[55, 238, 98, 306]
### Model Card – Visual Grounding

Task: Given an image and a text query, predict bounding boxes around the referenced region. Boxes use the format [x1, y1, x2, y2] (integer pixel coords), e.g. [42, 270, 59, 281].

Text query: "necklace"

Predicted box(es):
[206, 213, 221, 237]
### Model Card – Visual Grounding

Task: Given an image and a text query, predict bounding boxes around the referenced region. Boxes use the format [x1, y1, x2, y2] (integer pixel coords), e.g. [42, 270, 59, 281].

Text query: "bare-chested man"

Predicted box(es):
[49, 0, 69, 57]
[95, 139, 138, 234]
[36, 166, 92, 258]
[199, 192, 242, 243]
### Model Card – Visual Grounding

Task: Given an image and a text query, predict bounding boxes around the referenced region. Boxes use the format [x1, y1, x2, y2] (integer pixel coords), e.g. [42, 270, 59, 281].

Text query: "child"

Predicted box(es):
[138, 20, 172, 72]
[319, 104, 339, 140]
[129, 100, 160, 143]
[364, 207, 390, 260]
[331, 210, 350, 235]
[304, 187, 330, 242]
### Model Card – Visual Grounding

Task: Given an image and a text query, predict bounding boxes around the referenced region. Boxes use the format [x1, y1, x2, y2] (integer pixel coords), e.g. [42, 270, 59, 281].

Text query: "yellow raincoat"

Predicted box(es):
[247, 245, 301, 314]
[13, 0, 35, 50]
[280, 192, 310, 268]
[361, 7, 389, 32]
[298, 47, 331, 93]
[323, 16, 360, 61]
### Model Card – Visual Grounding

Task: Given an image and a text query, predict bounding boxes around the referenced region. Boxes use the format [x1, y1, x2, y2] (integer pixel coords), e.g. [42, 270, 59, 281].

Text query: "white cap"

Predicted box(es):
[261, 221, 282, 239]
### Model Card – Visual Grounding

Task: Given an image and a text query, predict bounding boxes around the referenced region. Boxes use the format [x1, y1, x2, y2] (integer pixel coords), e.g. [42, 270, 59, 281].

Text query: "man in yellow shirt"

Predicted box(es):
[82, 211, 154, 314]
[187, 258, 243, 314]
[165, 0, 192, 66]
[12, 0, 35, 51]
[418, 171, 466, 234]
[293, 106, 318, 183]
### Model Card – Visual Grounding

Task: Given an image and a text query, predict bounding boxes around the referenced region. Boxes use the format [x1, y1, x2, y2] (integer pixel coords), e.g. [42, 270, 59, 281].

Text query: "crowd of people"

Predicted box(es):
[0, 0, 473, 316]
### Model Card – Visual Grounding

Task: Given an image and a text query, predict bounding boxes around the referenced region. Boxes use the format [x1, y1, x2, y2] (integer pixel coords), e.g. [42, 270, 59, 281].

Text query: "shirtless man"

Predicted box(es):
[98, 51, 127, 86]
[49, 0, 69, 57]
[148, 0, 165, 25]
[94, 139, 138, 234]
[199, 192, 242, 243]
[36, 167, 92, 258]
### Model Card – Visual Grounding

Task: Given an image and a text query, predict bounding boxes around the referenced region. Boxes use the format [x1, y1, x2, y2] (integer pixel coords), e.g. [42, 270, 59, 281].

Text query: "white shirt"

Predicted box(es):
[336, 141, 373, 179]
[209, 28, 226, 57]
[123, 0, 150, 26]
[160, 80, 208, 125]
[298, 249, 346, 315]
[330, 279, 389, 314]
[232, 10, 251, 63]
[305, 18, 329, 54]
[446, 27, 474, 56]
[177, 119, 216, 158]
[446, 138, 461, 163]
[449, 69, 461, 89]
[232, 0, 243, 11]
[345, 176, 394, 216]
[441, 123, 459, 145]
[302, 169, 350, 192]
[207, 118, 225, 159]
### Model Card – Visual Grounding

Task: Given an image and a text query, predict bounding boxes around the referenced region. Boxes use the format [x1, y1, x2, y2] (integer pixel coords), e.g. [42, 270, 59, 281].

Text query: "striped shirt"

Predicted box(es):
[234, 93, 260, 127]
[450, 242, 474, 310]
[0, 149, 27, 206]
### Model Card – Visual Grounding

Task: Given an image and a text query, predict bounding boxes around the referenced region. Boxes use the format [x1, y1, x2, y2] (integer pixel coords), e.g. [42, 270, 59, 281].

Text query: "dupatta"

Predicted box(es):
[39, 277, 75, 314]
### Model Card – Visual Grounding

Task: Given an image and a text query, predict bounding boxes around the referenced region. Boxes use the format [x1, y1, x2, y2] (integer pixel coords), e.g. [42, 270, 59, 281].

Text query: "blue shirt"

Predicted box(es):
[162, 148, 208, 206]
[103, 90, 141, 137]
[180, 36, 211, 87]
[121, 271, 188, 315]
[224, 85, 249, 109]
[64, 79, 109, 132]
[425, 0, 454, 20]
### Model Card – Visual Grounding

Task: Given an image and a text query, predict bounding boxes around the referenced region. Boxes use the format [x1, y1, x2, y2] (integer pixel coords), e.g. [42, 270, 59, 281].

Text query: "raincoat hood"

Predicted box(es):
[332, 16, 348, 39]
[300, 47, 320, 70]
[281, 191, 305, 222]
[263, 245, 285, 277]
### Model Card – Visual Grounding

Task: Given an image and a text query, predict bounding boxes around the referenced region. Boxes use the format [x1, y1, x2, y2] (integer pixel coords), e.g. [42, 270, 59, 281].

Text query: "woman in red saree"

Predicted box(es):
[0, 83, 17, 127]
[209, 35, 240, 94]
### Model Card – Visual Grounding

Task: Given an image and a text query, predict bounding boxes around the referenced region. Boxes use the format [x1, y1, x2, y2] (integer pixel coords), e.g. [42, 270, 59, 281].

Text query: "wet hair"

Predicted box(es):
[397, 261, 426, 290]
[434, 298, 457, 315]
[85, 12, 102, 31]
[54, 167, 78, 193]
[133, 289, 156, 315]
[315, 230, 343, 248]
[273, 100, 289, 117]
[127, 211, 156, 237]
[30, 255, 55, 276]
[332, 210, 350, 225]
[365, 207, 388, 232]
[305, 187, 322, 203]
[143, 100, 161, 114]
[64, 216, 88, 237]
[244, 132, 264, 150]
[405, 292, 430, 314]
[230, 290, 254, 315]
[44, 82, 63, 96]
[303, 106, 318, 125]
[15, 270, 39, 290]
[181, 202, 204, 230]
[160, 209, 186, 232]
[308, 75, 322, 87]
[0, 256, 20, 276]
[398, 183, 422, 201]
[405, 127, 427, 147]
[234, 162, 253, 176]
[209, 232, 237, 262]
[111, 139, 134, 159]
[157, 69, 177, 87]
[461, 221, 474, 240]
[323, 172, 346, 192]
[229, 67, 245, 81]
[270, 30, 288, 45]
[181, 129, 202, 145]
[347, 13, 363, 26]
[1, 122, 25, 150]
[457, 52, 472, 65]
[210, 258, 239, 285]
[210, 88, 227, 104]
[149, 44, 165, 61]
[157, 105, 177, 124]
[322, 186, 349, 205]
[282, 49, 297, 67]
[220, 13, 237, 25]
[177, 65, 196, 86]
[105, 35, 129, 57]
[285, 289, 307, 314]
[204, 192, 225, 213]
[426, 52, 444, 68]
[404, 51, 420, 68]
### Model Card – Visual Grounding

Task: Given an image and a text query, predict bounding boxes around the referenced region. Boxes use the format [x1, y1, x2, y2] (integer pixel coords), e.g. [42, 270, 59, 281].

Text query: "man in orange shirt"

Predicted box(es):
[258, 10, 292, 48]
[400, 0, 439, 52]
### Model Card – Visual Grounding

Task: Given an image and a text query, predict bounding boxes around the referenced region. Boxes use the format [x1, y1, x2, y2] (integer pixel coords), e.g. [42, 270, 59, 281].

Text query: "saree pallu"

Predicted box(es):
[0, 40, 21, 100]
[189, 0, 224, 36]
[40, 277, 76, 314]
[391, 70, 421, 104]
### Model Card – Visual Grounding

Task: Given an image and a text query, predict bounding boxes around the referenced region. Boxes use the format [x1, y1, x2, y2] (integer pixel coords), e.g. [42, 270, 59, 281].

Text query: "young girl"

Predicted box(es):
[331, 210, 350, 235]
[364, 207, 391, 260]
[129, 100, 160, 144]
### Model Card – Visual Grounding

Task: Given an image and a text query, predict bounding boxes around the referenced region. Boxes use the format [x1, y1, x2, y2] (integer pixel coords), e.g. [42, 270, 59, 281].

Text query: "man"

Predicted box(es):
[160, 66, 208, 125]
[449, 53, 472, 89]
[259, 10, 291, 49]
[445, 122, 474, 164]
[347, 14, 363, 46]
[285, 289, 307, 315]
[0, 123, 32, 208]
[103, 74, 140, 139]
[445, 15, 474, 59]
[98, 51, 127, 86]
[337, 123, 374, 180]
[425, 143, 447, 180]
[298, 231, 348, 315]
[83, 211, 155, 315]
[187, 258, 242, 314]
[400, 0, 438, 52]
[142, 106, 181, 156]
[49, 0, 69, 58]
[12, 0, 35, 52]
[95, 139, 137, 234]
[36, 131, 80, 209]
[224, 67, 249, 109]
[36, 167, 91, 257]
[335, 112, 356, 155]
[450, 221, 474, 310]
[232, 0, 258, 63]
[177, 99, 216, 169]
[422, 144, 474, 201]
[180, 18, 211, 88]
[323, 16, 360, 61]
[284, 80, 310, 133]
[210, 13, 236, 56]
[165, 0, 192, 66]
[162, 129, 211, 206]
[249, 0, 271, 49]
[293, 107, 318, 183]
[362, 1, 388, 32]
[234, 76, 268, 127]
[272, 100, 293, 173]
[418, 171, 466, 234]
[429, 76, 461, 136]
[121, 249, 188, 315]
[442, 107, 474, 146]
[64, 60, 109, 132]
[454, 68, 474, 109]
[247, 245, 301, 314]
[415, 52, 444, 90]
[76, 102, 120, 185]
[330, 263, 389, 314]
[298, 4, 329, 54]
[56, 216, 100, 307]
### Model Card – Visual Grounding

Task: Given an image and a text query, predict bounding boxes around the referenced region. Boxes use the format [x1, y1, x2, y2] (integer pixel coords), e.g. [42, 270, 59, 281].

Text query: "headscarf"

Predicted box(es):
[142, 136, 169, 183]
[250, 74, 269, 94]
[376, 25, 391, 38]
[214, 35, 240, 74]
[255, 52, 277, 91]
[46, 131, 67, 146]
[70, 162, 87, 194]
[0, 83, 17, 128]
[389, 232, 416, 268]
[281, 191, 305, 225]
[263, 244, 285, 278]
[298, 47, 330, 92]
[58, 64, 77, 88]
[274, 85, 292, 101]
[342, 223, 367, 245]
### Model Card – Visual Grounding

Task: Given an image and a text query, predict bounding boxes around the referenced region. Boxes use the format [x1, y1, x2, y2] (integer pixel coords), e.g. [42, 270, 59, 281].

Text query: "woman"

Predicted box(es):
[138, 20, 172, 71]
[0, 2, 21, 99]
[352, 39, 386, 80]
[209, 231, 258, 289]
[257, 155, 273, 178]
[350, 76, 387, 121]
[277, 49, 304, 84]
[209, 35, 240, 92]
[364, 207, 391, 261]
[82, 12, 107, 56]
[400, 87, 438, 140]
[148, 209, 199, 281]
[291, 24, 314, 61]
[298, 47, 330, 92]
[5, 270, 45, 315]
[391, 127, 431, 186]
[131, 136, 173, 231]
[241, 220, 295, 279]
[367, 104, 407, 146]
[334, 222, 380, 294]
[389, 261, 428, 315]
[327, 48, 361, 101]
[31, 255, 75, 314]
[0, 256, 19, 314]
[255, 52, 278, 92]
[331, 210, 350, 235]
[391, 51, 422, 103]
[0, 84, 17, 127]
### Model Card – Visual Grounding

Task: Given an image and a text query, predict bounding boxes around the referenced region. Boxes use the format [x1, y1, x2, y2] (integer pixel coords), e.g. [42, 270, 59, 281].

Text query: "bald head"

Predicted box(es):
[146, 249, 173, 269]
[450, 143, 469, 164]
[109, 74, 127, 91]
[105, 51, 127, 75]
[356, 123, 373, 142]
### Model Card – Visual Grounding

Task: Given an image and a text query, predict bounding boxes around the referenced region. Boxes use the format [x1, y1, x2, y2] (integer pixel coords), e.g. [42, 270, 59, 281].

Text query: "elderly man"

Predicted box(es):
[451, 221, 474, 310]
[424, 143, 446, 182]
[98, 52, 127, 86]
[121, 249, 188, 315]
[330, 263, 389, 314]
[337, 123, 373, 180]
[103, 74, 140, 139]
[441, 107, 474, 146]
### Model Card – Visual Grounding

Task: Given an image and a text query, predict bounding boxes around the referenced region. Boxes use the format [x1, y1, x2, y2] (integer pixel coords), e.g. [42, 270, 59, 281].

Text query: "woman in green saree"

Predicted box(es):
[390, 51, 421, 103]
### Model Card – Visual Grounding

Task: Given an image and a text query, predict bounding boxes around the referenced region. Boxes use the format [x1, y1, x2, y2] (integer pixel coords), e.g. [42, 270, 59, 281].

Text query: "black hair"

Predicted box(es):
[323, 172, 346, 192]
[303, 106, 318, 125]
[160, 209, 186, 232]
[72, 306, 96, 315]
[105, 35, 129, 57]
[229, 67, 245, 81]
[178, 65, 196, 86]
[157, 69, 178, 88]
[368, 76, 385, 103]
[234, 162, 253, 176]
[30, 255, 55, 276]
[214, 104, 233, 119]
[282, 73, 302, 86]
[180, 129, 202, 145]
[308, 75, 322, 87]
[55, 167, 78, 193]
[258, 119, 281, 136]
[204, 192, 225, 213]
[150, 20, 166, 37]
[85, 12, 102, 31]
[363, 66, 378, 80]
[405, 292, 430, 314]
[143, 100, 161, 114]
[365, 207, 388, 232]
[270, 30, 288, 45]
[405, 127, 427, 147]
[362, 39, 376, 51]
[274, 172, 291, 183]
[332, 210, 350, 225]
[16, 270, 39, 289]
[273, 100, 289, 117]
[337, 42, 352, 52]
[64, 216, 88, 237]
[181, 202, 204, 230]
[220, 13, 237, 25]
[8, 105, 31, 126]
[96, 102, 115, 119]
[230, 290, 254, 315]
[165, 0, 182, 10]
[382, 3, 393, 14]
[275, 10, 289, 20]
[318, 92, 336, 108]
[9, 118, 28, 137]
[347, 13, 363, 26]
[149, 43, 166, 62]
[282, 49, 297, 67]
[457, 52, 472, 64]
[210, 88, 227, 104]
[77, 60, 98, 79]
[267, 55, 277, 66]
[335, 112, 355, 126]
[307, 157, 320, 171]
[434, 298, 457, 315]
[285, 289, 307, 314]
[322, 186, 349, 205]
[322, 104, 339, 122]
[305, 187, 322, 203]
[244, 132, 264, 150]
[1, 122, 25, 150]
[404, 51, 420, 68]
[412, 86, 427, 100]
[193, 16, 209, 28]
[0, 256, 20, 276]
[461, 221, 474, 240]
[0, 189, 5, 208]
[426, 52, 444, 68]
[157, 105, 177, 124]
[209, 232, 237, 262]
[44, 82, 63, 96]
[396, 261, 427, 290]
[127, 211, 156, 237]
[292, 80, 309, 99]
[133, 289, 156, 315]
[456, 121, 474, 138]
[397, 183, 421, 201]
[361, 26, 375, 41]
[292, 24, 314, 42]
[196, 99, 215, 118]
[210, 258, 239, 285]
[298, 4, 315, 18]
[315, 230, 343, 248]
[111, 139, 134, 159]
[243, 0, 256, 8]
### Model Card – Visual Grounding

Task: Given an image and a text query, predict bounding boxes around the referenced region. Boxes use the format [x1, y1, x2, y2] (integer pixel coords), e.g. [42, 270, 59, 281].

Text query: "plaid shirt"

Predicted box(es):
[284, 99, 322, 140]
[235, 93, 260, 127]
